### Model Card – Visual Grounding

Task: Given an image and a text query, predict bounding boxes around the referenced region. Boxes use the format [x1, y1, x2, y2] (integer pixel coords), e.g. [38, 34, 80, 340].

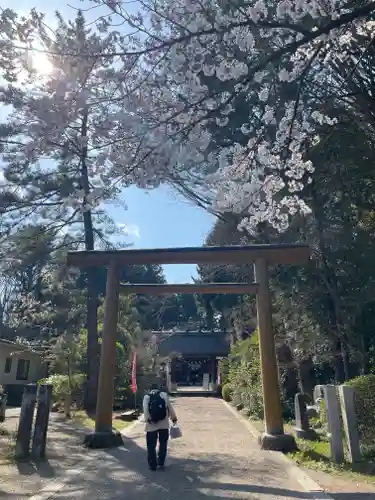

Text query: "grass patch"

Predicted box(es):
[249, 415, 375, 484]
[249, 419, 263, 433]
[72, 411, 131, 432]
[289, 436, 375, 484]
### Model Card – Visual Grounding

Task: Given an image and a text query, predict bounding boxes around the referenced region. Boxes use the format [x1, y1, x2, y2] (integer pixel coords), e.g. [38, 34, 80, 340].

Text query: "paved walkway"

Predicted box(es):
[45, 397, 311, 500]
[0, 410, 93, 499]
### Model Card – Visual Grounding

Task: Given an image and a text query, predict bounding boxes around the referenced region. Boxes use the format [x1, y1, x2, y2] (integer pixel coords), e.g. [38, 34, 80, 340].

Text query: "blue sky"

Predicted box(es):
[108, 186, 214, 283]
[3, 0, 216, 283]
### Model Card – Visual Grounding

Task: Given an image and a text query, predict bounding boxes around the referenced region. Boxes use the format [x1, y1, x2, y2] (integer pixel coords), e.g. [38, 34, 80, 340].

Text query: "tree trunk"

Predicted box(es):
[80, 108, 99, 410]
[311, 189, 353, 383]
[359, 334, 369, 375]
[284, 365, 299, 401]
[64, 394, 72, 419]
[297, 357, 315, 397]
[65, 358, 72, 419]
[340, 341, 350, 381]
[333, 343, 345, 384]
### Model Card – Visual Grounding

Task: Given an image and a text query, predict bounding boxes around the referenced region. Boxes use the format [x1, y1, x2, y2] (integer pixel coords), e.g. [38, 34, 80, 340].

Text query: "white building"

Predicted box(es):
[0, 339, 47, 404]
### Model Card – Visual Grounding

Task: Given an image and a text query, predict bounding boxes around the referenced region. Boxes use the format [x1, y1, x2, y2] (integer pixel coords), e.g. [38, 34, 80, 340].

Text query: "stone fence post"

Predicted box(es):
[0, 393, 8, 422]
[15, 384, 37, 459]
[324, 385, 344, 464]
[31, 384, 53, 459]
[338, 385, 361, 463]
[294, 392, 316, 440]
[313, 385, 325, 404]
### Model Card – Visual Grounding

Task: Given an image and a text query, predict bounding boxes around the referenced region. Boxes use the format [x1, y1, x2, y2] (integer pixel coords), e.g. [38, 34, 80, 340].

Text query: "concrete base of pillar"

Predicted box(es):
[259, 432, 297, 452]
[83, 430, 123, 449]
[294, 427, 318, 441]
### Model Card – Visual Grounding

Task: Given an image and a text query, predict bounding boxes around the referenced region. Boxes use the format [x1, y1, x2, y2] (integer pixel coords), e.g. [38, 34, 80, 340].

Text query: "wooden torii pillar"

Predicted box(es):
[67, 243, 310, 451]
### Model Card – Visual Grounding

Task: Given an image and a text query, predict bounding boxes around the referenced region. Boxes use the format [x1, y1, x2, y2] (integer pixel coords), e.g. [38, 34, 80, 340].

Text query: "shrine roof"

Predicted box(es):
[157, 331, 230, 357]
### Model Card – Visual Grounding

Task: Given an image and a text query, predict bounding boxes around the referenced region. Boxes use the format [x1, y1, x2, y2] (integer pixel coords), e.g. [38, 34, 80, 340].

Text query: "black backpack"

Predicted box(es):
[148, 390, 167, 423]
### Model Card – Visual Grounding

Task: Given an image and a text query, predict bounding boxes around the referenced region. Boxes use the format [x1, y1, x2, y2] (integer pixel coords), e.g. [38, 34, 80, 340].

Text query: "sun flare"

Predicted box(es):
[31, 51, 54, 76]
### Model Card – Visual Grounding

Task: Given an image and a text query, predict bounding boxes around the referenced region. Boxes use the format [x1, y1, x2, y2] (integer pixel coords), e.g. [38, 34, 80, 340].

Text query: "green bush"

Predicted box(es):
[219, 358, 230, 386]
[319, 399, 328, 425]
[222, 383, 232, 402]
[229, 358, 263, 419]
[345, 374, 375, 445]
[226, 333, 264, 419]
[39, 373, 85, 401]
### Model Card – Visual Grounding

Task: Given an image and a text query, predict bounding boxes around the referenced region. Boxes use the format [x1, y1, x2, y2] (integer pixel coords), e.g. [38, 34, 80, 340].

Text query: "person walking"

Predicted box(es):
[143, 383, 177, 471]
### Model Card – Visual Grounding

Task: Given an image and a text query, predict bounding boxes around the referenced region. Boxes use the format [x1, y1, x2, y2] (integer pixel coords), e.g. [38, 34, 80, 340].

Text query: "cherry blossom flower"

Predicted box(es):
[5, 1, 375, 234]
[82, 0, 375, 232]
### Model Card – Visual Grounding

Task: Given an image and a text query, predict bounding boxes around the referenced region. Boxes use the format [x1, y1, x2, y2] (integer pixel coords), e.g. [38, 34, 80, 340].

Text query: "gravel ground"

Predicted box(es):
[0, 409, 97, 499]
[47, 397, 311, 500]
[305, 468, 375, 500]
[2, 399, 374, 500]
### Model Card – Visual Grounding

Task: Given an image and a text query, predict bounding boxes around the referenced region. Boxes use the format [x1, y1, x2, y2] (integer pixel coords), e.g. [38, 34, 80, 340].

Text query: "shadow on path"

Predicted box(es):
[47, 434, 309, 499]
[4, 414, 373, 500]
[16, 458, 56, 478]
[45, 427, 375, 500]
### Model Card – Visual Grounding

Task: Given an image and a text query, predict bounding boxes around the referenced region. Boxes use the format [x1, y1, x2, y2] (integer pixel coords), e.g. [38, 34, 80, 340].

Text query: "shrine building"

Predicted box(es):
[156, 330, 230, 393]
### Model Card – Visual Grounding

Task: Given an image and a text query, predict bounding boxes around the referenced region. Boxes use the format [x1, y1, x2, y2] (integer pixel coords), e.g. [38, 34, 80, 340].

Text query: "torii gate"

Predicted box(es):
[67, 243, 310, 451]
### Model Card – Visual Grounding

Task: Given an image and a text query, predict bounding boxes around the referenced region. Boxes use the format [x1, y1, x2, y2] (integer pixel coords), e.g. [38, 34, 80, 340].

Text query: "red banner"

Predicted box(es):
[131, 352, 137, 394]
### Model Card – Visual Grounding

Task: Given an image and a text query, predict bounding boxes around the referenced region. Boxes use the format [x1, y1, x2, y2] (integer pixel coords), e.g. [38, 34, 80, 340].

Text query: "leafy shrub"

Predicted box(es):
[39, 373, 85, 401]
[226, 333, 264, 419]
[219, 358, 230, 386]
[280, 393, 295, 420]
[114, 385, 134, 409]
[345, 374, 375, 445]
[221, 383, 232, 402]
[229, 357, 263, 419]
[319, 399, 328, 425]
[115, 385, 132, 400]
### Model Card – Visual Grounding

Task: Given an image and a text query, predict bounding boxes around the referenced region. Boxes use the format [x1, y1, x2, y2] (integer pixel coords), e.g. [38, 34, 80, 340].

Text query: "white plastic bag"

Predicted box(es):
[170, 423, 182, 439]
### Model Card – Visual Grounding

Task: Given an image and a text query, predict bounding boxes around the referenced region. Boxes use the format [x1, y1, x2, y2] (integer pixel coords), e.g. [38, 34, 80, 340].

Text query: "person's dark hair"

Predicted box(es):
[150, 382, 159, 391]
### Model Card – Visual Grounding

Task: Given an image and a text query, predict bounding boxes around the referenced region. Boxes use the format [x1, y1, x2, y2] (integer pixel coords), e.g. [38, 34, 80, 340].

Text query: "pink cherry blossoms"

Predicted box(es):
[89, 0, 375, 233]
[2, 1, 375, 233]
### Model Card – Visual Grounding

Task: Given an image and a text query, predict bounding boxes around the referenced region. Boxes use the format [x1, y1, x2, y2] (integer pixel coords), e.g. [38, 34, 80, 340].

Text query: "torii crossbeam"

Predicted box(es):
[67, 243, 310, 451]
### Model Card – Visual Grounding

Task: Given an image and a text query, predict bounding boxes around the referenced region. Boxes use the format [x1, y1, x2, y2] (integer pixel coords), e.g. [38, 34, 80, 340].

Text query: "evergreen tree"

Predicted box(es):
[0, 11, 145, 408]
